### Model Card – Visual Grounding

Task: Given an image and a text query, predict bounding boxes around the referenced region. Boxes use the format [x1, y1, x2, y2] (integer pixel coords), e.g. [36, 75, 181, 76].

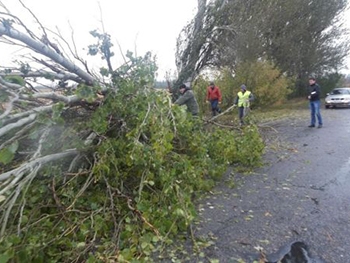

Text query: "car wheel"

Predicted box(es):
[325, 105, 330, 109]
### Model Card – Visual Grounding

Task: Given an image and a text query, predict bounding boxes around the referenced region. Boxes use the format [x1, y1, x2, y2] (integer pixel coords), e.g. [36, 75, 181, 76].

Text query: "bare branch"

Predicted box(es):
[0, 89, 19, 120]
[2, 106, 51, 125]
[0, 122, 36, 151]
[20, 92, 80, 104]
[0, 70, 82, 83]
[0, 76, 22, 90]
[0, 3, 10, 13]
[0, 148, 79, 182]
[1, 186, 21, 237]
[0, 11, 37, 40]
[31, 127, 50, 160]
[0, 23, 95, 84]
[208, 105, 235, 121]
[0, 113, 36, 138]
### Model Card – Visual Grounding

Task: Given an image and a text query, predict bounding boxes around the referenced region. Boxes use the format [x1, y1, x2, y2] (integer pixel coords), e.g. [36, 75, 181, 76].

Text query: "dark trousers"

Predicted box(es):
[238, 106, 249, 124]
[210, 99, 221, 116]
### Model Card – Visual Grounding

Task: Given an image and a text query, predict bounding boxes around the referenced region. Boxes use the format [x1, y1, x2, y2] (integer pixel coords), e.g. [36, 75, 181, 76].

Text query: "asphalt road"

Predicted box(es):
[187, 108, 350, 263]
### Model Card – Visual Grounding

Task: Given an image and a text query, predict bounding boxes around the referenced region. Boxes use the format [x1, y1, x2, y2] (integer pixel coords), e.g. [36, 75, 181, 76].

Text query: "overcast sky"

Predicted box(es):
[0, 0, 198, 79]
[1, 0, 350, 79]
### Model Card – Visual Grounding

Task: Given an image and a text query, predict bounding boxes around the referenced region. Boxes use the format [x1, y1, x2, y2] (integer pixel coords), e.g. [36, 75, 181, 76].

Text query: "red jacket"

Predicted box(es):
[206, 86, 222, 101]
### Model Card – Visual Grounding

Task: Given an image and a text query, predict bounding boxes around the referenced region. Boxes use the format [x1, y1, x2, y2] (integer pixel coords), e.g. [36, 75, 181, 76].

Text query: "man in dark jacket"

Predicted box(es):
[308, 76, 323, 128]
[174, 84, 199, 116]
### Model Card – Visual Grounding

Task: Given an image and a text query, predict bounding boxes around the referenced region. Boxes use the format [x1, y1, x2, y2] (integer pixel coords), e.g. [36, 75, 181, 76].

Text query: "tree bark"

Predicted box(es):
[0, 24, 95, 84]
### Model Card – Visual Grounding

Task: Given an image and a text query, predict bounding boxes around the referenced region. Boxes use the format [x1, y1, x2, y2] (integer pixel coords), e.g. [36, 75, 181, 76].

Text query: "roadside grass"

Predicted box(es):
[203, 98, 309, 127]
[252, 98, 308, 124]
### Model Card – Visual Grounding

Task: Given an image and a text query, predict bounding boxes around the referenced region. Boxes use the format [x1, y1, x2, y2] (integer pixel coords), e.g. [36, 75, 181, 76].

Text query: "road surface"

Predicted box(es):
[187, 108, 350, 262]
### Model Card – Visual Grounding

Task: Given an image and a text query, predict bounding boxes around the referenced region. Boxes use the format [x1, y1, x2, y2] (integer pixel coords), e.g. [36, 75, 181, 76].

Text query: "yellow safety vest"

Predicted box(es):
[237, 91, 251, 108]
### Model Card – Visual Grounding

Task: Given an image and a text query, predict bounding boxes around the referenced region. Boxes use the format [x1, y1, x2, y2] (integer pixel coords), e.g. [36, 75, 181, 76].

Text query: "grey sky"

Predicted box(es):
[0, 0, 197, 79]
[1, 1, 349, 78]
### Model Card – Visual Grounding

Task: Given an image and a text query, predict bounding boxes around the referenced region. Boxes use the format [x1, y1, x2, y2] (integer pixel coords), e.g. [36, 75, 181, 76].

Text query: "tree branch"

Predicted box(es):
[20, 93, 80, 104]
[0, 70, 83, 83]
[0, 148, 79, 183]
[0, 90, 19, 120]
[0, 23, 95, 84]
[0, 113, 36, 138]
[2, 106, 51, 125]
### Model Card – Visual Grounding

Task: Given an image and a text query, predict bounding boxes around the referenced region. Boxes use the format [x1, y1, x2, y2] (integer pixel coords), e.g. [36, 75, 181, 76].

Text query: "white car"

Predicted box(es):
[324, 87, 350, 109]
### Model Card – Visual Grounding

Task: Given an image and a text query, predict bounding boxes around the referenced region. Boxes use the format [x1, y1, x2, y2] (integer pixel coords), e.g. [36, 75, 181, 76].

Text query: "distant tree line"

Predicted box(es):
[175, 0, 349, 97]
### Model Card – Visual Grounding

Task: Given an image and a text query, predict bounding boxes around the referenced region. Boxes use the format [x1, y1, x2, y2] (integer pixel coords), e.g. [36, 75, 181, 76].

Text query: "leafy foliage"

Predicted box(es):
[3, 75, 25, 86]
[193, 61, 291, 112]
[191, 76, 210, 113]
[175, 0, 348, 92]
[88, 30, 114, 60]
[0, 5, 265, 262]
[234, 125, 265, 167]
[231, 61, 292, 107]
[0, 51, 264, 262]
[0, 141, 18, 165]
[0, 89, 10, 105]
[317, 72, 344, 97]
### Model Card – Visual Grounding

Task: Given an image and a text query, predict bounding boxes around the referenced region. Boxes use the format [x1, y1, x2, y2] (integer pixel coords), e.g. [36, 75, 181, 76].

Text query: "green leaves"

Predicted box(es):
[0, 50, 265, 263]
[0, 253, 11, 263]
[0, 141, 18, 165]
[0, 89, 9, 104]
[3, 75, 25, 86]
[75, 84, 98, 103]
[52, 102, 65, 123]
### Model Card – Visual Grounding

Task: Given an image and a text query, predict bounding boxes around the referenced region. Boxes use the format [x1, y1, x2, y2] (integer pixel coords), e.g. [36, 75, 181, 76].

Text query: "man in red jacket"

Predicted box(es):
[206, 81, 222, 116]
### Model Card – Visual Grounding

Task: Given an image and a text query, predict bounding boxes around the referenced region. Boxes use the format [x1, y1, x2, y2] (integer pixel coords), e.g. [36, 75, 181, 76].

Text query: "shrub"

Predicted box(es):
[230, 60, 292, 107]
[192, 61, 292, 113]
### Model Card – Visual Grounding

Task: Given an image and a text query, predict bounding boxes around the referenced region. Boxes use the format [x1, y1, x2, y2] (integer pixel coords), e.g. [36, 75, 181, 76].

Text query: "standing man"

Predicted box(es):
[233, 84, 254, 126]
[174, 84, 199, 116]
[206, 81, 222, 116]
[307, 76, 323, 128]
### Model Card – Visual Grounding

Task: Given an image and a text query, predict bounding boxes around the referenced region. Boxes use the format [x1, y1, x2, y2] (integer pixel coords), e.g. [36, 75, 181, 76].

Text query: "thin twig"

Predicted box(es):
[103, 176, 119, 241]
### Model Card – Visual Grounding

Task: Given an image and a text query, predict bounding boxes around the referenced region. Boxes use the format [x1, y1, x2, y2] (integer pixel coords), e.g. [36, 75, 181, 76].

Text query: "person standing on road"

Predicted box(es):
[206, 81, 222, 116]
[174, 83, 199, 116]
[307, 76, 323, 128]
[233, 84, 254, 126]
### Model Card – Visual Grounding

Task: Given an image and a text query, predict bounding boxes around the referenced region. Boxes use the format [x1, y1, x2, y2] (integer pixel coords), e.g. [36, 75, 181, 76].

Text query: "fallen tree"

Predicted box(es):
[0, 2, 264, 262]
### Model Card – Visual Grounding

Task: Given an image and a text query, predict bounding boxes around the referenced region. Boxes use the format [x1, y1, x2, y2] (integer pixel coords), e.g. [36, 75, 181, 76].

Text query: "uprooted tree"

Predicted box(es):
[0, 2, 264, 262]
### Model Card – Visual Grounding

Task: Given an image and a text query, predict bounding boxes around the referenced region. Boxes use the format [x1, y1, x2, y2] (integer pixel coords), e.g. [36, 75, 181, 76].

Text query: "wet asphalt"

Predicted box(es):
[186, 108, 350, 263]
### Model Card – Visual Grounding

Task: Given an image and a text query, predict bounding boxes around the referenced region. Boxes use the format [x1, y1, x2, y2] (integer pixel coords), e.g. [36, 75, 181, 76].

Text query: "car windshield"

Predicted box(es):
[330, 89, 350, 95]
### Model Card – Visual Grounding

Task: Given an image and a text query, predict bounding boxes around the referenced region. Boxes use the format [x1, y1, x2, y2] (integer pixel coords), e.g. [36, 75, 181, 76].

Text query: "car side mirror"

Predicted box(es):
[326, 93, 330, 96]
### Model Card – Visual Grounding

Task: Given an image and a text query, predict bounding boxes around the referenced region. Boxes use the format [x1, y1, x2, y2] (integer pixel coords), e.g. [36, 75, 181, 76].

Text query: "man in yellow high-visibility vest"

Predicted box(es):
[233, 84, 254, 125]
